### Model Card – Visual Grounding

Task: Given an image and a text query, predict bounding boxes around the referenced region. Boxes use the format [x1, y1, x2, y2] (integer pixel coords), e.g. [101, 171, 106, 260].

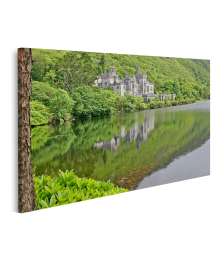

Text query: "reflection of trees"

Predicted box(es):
[31, 124, 76, 175]
[31, 125, 54, 152]
[32, 108, 210, 190]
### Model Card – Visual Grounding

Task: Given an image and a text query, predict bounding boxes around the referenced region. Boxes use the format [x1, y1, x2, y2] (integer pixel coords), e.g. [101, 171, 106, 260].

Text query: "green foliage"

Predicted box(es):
[58, 52, 99, 92]
[32, 49, 66, 83]
[31, 125, 53, 151]
[32, 102, 210, 189]
[34, 170, 127, 209]
[31, 100, 51, 126]
[122, 95, 147, 112]
[31, 79, 198, 124]
[32, 81, 73, 122]
[147, 97, 196, 109]
[48, 91, 73, 122]
[72, 85, 148, 118]
[32, 124, 75, 168]
[32, 49, 210, 100]
[31, 49, 209, 124]
[72, 86, 116, 118]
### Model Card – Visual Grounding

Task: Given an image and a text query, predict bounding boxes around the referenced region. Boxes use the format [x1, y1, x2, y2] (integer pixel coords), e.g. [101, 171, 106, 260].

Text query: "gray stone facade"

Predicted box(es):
[158, 93, 176, 101]
[95, 66, 176, 101]
[95, 67, 155, 99]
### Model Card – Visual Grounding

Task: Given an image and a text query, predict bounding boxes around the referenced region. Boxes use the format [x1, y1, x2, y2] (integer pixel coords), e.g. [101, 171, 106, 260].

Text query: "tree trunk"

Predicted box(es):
[18, 48, 35, 212]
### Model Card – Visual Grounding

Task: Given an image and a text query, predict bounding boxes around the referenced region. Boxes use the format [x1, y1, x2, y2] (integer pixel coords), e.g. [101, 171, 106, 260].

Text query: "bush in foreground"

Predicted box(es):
[34, 170, 127, 209]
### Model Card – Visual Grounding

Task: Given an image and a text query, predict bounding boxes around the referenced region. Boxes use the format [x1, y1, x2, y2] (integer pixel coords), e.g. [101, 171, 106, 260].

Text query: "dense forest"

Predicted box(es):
[31, 49, 210, 126]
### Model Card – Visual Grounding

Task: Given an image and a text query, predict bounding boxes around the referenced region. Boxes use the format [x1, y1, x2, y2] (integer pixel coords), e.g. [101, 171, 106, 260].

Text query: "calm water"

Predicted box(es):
[137, 139, 210, 188]
[31, 101, 210, 190]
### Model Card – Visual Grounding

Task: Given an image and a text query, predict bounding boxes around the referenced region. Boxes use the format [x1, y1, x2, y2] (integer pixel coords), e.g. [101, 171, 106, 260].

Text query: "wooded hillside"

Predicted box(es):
[31, 49, 210, 126]
[32, 49, 210, 98]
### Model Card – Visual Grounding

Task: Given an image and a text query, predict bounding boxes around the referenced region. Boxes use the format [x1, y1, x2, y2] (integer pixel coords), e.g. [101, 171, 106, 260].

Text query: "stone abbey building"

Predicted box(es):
[95, 66, 176, 101]
[95, 67, 155, 100]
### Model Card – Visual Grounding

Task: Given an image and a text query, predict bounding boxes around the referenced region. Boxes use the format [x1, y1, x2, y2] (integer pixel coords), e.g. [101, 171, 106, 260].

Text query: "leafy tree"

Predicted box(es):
[31, 100, 51, 126]
[32, 49, 66, 82]
[48, 91, 73, 122]
[32, 81, 73, 122]
[57, 52, 98, 92]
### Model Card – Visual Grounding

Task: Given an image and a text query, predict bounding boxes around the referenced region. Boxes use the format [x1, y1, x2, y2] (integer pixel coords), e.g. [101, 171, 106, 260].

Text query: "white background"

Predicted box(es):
[0, 1, 223, 259]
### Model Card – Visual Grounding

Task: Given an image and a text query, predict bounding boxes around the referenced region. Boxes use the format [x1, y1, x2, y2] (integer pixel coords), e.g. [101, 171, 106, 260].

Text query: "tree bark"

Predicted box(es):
[18, 48, 35, 212]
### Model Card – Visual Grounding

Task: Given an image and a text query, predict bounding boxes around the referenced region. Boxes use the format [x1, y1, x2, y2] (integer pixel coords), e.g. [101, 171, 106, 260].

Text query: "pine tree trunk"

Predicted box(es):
[18, 48, 35, 212]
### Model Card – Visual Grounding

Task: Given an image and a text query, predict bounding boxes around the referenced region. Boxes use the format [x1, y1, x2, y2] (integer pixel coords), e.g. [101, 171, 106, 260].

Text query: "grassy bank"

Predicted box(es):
[34, 170, 127, 209]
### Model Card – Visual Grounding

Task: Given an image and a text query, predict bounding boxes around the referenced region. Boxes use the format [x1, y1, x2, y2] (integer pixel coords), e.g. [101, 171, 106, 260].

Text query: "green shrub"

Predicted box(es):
[175, 97, 197, 105]
[148, 100, 164, 109]
[171, 100, 178, 106]
[121, 96, 136, 112]
[34, 170, 127, 209]
[48, 92, 73, 122]
[72, 86, 148, 118]
[122, 95, 146, 112]
[31, 100, 51, 126]
[32, 81, 73, 122]
[164, 100, 172, 107]
[146, 98, 197, 109]
[72, 86, 117, 118]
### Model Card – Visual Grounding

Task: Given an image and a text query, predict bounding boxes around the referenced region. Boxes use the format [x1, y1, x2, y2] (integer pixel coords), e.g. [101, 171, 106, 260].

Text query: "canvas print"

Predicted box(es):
[18, 48, 210, 212]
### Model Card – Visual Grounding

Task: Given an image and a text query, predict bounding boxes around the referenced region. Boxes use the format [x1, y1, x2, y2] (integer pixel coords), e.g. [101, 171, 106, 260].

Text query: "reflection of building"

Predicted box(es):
[95, 66, 155, 100]
[93, 137, 120, 151]
[94, 111, 155, 151]
[124, 112, 155, 148]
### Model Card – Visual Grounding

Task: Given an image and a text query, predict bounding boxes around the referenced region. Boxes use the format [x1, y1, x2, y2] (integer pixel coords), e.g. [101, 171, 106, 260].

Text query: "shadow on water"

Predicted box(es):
[31, 101, 210, 190]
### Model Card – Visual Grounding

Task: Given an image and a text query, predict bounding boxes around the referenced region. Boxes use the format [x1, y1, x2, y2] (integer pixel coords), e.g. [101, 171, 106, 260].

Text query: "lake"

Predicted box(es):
[31, 101, 210, 190]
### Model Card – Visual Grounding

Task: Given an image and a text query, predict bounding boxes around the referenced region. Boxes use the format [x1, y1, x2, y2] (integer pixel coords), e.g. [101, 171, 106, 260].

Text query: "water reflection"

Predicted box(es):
[94, 111, 155, 151]
[31, 101, 210, 189]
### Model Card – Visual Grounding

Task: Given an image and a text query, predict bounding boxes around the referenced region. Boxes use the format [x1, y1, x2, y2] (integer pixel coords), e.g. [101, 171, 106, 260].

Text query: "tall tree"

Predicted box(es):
[18, 48, 35, 212]
[58, 52, 98, 92]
